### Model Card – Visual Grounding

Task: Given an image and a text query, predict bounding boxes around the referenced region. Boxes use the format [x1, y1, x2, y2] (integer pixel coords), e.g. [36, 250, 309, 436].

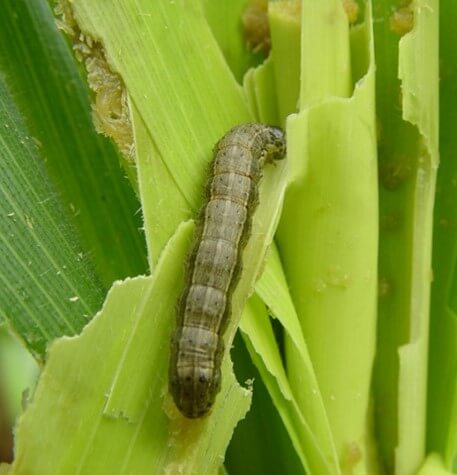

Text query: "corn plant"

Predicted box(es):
[0, 0, 451, 474]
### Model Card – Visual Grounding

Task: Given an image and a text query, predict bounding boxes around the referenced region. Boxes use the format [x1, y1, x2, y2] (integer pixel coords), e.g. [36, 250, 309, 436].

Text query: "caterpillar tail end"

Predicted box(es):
[169, 366, 221, 419]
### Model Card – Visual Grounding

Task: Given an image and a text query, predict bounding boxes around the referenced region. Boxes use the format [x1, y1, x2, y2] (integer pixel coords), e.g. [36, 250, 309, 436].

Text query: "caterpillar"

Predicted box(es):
[169, 123, 286, 419]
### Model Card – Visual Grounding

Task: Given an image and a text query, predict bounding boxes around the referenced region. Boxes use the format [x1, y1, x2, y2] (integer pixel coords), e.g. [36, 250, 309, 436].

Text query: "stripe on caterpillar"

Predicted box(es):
[169, 123, 286, 419]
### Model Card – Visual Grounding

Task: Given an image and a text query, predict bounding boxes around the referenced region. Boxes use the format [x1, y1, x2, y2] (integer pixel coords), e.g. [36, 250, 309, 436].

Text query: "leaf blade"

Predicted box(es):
[0, 0, 147, 286]
[0, 76, 103, 358]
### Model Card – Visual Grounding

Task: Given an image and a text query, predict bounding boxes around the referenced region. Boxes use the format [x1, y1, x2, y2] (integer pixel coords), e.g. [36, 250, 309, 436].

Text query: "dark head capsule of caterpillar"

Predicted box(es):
[263, 126, 286, 163]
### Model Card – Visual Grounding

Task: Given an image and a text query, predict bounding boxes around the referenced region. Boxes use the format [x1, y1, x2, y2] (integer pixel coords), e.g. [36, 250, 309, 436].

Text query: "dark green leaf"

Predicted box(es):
[0, 0, 147, 287]
[0, 76, 103, 358]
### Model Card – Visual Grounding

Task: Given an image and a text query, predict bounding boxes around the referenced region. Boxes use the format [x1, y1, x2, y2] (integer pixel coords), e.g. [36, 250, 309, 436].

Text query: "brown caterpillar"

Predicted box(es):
[169, 123, 286, 419]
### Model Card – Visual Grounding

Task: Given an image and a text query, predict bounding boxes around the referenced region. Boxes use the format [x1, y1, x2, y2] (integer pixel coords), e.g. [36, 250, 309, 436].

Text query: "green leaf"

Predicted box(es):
[277, 2, 379, 472]
[0, 75, 103, 358]
[203, 0, 265, 82]
[0, 328, 38, 421]
[226, 333, 305, 475]
[299, 0, 352, 104]
[240, 293, 340, 474]
[372, 1, 438, 472]
[70, 0, 253, 264]
[417, 454, 454, 475]
[4, 0, 445, 472]
[9, 223, 250, 474]
[427, 1, 457, 468]
[0, 0, 147, 287]
[243, 56, 280, 125]
[0, 464, 10, 475]
[395, 3, 438, 472]
[9, 1, 294, 472]
[268, 1, 301, 124]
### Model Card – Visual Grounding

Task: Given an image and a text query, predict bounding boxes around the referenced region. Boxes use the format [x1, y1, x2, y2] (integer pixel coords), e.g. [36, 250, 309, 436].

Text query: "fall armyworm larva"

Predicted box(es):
[169, 123, 286, 419]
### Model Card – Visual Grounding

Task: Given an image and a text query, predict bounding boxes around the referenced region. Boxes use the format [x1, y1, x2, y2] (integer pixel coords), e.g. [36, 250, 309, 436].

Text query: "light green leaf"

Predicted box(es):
[396, 0, 439, 468]
[0, 328, 38, 421]
[268, 1, 301, 124]
[298, 0, 351, 104]
[277, 2, 379, 473]
[203, 0, 266, 82]
[10, 223, 250, 474]
[417, 454, 454, 475]
[243, 56, 280, 125]
[253, 245, 340, 473]
[0, 464, 10, 475]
